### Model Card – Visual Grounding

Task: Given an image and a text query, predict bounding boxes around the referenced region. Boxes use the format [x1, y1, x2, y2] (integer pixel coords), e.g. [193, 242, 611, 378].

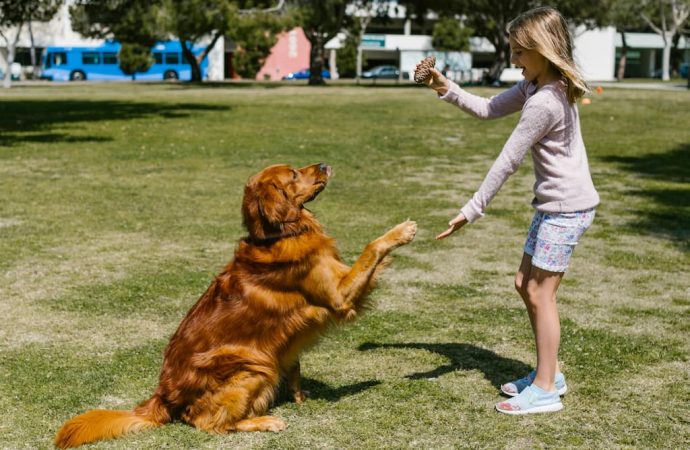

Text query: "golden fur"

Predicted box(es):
[55, 163, 417, 448]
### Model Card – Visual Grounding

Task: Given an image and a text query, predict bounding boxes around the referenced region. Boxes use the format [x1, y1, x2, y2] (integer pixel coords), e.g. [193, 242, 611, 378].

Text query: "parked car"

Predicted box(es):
[361, 65, 400, 79]
[282, 68, 331, 80]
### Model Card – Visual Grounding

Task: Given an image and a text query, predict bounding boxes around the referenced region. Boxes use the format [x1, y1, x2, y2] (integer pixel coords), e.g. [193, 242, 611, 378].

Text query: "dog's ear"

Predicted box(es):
[258, 182, 300, 226]
[242, 180, 300, 240]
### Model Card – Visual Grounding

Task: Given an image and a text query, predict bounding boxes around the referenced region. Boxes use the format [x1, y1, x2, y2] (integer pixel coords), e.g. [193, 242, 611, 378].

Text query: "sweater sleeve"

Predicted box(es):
[439, 80, 528, 119]
[460, 95, 560, 223]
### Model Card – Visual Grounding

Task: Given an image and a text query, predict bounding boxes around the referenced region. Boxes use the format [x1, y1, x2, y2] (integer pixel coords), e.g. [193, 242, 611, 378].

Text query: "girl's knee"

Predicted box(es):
[514, 275, 528, 299]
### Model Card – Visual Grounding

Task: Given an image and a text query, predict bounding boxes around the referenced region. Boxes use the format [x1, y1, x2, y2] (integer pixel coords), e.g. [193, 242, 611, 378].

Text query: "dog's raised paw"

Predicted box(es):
[389, 220, 417, 246]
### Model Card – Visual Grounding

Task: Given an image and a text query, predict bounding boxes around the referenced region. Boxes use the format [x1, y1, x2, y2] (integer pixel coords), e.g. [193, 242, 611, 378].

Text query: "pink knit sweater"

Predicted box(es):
[439, 79, 600, 223]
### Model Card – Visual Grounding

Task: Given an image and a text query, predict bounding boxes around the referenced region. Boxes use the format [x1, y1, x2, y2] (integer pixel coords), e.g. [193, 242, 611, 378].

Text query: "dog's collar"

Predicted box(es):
[246, 228, 308, 246]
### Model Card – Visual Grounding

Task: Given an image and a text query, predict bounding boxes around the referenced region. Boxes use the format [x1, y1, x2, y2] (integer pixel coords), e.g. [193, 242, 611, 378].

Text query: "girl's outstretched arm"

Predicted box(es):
[419, 65, 526, 120]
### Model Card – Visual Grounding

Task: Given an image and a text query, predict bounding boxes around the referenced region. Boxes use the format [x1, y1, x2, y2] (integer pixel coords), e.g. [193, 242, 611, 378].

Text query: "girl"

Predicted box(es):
[423, 6, 599, 414]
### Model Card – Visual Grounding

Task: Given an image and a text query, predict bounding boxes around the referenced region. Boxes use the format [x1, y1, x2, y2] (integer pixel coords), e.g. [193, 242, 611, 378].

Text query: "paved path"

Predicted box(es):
[596, 81, 689, 91]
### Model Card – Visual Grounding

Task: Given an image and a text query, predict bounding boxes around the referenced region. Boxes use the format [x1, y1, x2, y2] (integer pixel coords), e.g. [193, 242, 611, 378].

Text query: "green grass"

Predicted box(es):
[1, 82, 689, 449]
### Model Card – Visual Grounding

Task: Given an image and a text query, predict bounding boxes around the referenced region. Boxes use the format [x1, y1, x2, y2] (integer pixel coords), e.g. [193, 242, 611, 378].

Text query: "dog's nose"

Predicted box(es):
[319, 163, 328, 172]
[319, 163, 332, 177]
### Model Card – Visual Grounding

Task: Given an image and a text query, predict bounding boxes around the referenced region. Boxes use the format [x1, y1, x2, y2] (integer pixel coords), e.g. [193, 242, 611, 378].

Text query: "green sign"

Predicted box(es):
[362, 34, 385, 48]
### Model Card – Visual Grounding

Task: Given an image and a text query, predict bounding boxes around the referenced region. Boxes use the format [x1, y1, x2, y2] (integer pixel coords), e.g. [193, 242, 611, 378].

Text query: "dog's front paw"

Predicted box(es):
[335, 303, 357, 321]
[292, 390, 310, 404]
[387, 220, 417, 247]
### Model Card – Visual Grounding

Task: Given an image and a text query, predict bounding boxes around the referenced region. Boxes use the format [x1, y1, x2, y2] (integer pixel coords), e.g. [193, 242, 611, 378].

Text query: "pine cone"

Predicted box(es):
[414, 56, 436, 84]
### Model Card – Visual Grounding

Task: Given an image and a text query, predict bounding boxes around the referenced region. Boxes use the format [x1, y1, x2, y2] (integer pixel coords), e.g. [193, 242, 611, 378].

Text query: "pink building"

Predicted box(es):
[256, 27, 311, 80]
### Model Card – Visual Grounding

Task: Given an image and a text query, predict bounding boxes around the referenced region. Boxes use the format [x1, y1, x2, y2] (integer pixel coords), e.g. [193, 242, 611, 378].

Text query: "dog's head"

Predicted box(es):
[242, 163, 332, 241]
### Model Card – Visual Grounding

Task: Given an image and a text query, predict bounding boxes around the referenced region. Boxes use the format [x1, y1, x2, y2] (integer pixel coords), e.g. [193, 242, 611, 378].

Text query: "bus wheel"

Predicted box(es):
[164, 70, 178, 80]
[70, 70, 86, 81]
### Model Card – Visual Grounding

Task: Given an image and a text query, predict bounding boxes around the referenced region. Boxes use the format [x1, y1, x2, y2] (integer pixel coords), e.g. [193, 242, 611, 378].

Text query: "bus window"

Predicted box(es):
[49, 52, 67, 68]
[82, 52, 100, 64]
[153, 52, 163, 65]
[164, 52, 180, 65]
[103, 52, 117, 64]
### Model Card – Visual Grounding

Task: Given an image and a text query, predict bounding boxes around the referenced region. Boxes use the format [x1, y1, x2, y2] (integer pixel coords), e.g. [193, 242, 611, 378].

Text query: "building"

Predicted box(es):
[2, 0, 688, 82]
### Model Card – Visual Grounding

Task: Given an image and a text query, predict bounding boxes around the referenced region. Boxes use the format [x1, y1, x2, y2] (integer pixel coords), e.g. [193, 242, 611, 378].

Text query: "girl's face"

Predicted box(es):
[509, 37, 554, 86]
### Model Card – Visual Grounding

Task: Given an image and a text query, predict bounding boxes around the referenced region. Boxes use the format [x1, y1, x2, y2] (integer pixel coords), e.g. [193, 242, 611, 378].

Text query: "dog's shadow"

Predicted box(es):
[277, 342, 530, 405]
[358, 342, 531, 389]
[275, 378, 381, 406]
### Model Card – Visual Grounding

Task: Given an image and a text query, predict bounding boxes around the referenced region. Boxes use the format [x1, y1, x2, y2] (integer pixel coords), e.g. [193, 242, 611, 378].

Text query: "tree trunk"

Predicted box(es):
[487, 33, 510, 84]
[29, 21, 39, 79]
[355, 16, 371, 84]
[181, 40, 202, 82]
[307, 32, 325, 86]
[662, 36, 672, 81]
[3, 24, 23, 89]
[617, 32, 627, 81]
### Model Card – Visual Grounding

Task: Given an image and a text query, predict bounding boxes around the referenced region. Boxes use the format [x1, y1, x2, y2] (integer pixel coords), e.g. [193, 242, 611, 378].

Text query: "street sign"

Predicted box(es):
[362, 34, 386, 48]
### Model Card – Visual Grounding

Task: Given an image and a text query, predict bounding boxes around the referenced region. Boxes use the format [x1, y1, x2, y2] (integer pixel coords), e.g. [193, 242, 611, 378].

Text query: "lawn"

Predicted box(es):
[0, 81, 688, 449]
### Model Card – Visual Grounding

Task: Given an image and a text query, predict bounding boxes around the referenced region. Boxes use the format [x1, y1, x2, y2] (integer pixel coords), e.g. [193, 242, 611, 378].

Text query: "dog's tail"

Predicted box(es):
[54, 395, 169, 449]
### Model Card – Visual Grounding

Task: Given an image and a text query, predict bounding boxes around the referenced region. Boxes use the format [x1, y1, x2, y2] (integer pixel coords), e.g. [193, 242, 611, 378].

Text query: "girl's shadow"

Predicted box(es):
[358, 342, 532, 389]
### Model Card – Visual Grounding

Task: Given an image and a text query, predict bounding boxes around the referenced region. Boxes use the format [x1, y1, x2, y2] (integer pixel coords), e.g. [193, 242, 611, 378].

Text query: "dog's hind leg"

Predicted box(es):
[184, 370, 280, 433]
[235, 415, 287, 432]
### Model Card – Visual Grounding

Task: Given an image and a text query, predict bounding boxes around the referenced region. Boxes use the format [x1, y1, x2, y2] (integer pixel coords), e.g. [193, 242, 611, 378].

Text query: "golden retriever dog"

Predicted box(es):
[55, 163, 417, 448]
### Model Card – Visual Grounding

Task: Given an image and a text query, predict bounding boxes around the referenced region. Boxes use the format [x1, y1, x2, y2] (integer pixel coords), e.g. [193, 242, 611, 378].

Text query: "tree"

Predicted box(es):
[399, 0, 608, 83]
[118, 42, 154, 79]
[346, 1, 393, 81]
[71, 0, 287, 82]
[640, 0, 690, 80]
[229, 10, 294, 78]
[0, 0, 62, 88]
[432, 16, 471, 52]
[292, 0, 348, 85]
[70, 0, 166, 79]
[604, 0, 644, 81]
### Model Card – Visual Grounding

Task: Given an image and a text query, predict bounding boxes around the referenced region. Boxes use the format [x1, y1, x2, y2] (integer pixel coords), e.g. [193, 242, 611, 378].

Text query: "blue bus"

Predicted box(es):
[41, 40, 209, 81]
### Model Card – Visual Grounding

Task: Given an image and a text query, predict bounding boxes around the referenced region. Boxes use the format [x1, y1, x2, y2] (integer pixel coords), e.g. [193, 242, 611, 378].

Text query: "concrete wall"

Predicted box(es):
[573, 26, 616, 81]
[255, 28, 310, 81]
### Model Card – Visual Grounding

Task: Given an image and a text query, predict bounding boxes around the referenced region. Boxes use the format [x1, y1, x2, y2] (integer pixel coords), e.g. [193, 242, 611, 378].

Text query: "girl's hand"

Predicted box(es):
[435, 212, 468, 240]
[414, 64, 450, 95]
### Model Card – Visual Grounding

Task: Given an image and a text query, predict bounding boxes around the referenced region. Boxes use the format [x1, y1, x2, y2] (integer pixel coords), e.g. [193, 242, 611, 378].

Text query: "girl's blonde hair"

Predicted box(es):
[508, 6, 588, 103]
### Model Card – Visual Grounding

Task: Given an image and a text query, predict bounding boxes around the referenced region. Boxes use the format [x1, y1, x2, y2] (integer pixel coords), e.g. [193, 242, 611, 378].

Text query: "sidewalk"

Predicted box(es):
[596, 81, 689, 91]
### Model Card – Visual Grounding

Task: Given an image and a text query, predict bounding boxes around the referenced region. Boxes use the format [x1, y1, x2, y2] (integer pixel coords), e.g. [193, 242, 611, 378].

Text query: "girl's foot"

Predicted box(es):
[501, 370, 567, 397]
[496, 384, 563, 415]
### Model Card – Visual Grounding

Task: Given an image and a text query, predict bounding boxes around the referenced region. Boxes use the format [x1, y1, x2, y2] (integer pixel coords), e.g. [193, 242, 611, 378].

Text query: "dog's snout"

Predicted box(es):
[318, 163, 332, 177]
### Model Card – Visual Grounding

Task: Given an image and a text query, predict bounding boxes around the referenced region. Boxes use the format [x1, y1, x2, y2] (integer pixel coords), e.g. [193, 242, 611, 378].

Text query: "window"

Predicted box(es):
[165, 52, 180, 65]
[82, 52, 100, 64]
[52, 52, 67, 67]
[153, 52, 163, 64]
[103, 52, 117, 64]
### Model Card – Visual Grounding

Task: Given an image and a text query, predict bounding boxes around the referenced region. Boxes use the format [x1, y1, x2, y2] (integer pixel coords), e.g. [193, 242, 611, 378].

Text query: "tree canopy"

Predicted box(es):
[399, 0, 609, 82]
[70, 0, 288, 81]
[291, 0, 348, 85]
[1, 0, 63, 88]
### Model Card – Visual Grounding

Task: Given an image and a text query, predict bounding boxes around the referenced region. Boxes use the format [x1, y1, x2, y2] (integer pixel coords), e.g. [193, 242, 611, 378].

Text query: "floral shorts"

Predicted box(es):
[524, 208, 596, 273]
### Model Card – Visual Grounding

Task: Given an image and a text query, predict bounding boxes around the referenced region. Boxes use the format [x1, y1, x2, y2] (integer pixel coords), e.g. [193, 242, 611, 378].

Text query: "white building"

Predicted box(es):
[1, 0, 687, 82]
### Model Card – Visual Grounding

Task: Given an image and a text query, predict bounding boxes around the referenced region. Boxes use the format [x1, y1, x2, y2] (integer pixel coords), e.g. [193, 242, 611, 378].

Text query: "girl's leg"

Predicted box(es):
[524, 265, 564, 392]
[515, 253, 535, 335]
